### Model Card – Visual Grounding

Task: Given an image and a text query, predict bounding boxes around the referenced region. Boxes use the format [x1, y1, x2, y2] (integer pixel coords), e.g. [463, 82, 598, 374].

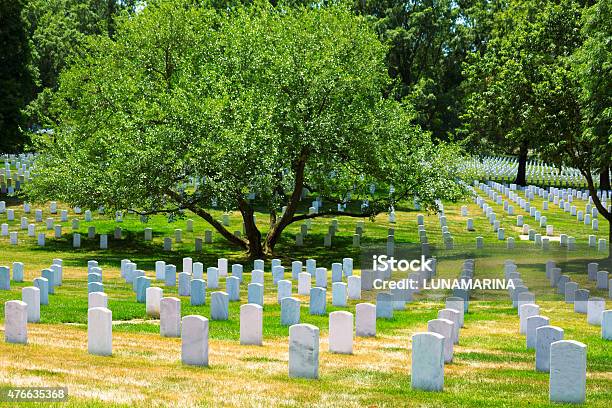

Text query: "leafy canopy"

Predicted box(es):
[27, 0, 467, 254]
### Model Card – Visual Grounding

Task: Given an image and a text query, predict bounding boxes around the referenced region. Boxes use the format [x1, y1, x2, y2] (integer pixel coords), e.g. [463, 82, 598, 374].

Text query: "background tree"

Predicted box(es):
[460, 0, 585, 185]
[538, 0, 611, 259]
[354, 0, 503, 141]
[0, 0, 35, 152]
[22, 0, 138, 128]
[26, 0, 468, 258]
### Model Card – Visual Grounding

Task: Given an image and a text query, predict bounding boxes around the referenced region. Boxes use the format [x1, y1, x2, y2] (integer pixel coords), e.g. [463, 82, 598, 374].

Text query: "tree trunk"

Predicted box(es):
[608, 219, 612, 265]
[582, 169, 612, 262]
[600, 166, 611, 191]
[166, 189, 248, 249]
[515, 142, 528, 186]
[237, 197, 265, 260]
[263, 148, 310, 256]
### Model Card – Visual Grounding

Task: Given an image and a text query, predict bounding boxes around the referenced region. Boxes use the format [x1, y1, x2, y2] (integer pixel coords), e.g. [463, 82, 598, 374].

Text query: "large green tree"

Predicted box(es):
[538, 0, 611, 259]
[26, 0, 467, 257]
[460, 0, 585, 185]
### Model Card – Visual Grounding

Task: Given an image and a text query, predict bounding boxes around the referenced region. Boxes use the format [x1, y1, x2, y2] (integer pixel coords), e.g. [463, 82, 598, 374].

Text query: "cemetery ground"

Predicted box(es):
[0, 188, 611, 407]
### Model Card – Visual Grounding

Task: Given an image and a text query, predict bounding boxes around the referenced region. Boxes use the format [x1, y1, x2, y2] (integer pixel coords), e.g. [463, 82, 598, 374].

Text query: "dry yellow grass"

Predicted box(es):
[2, 297, 610, 407]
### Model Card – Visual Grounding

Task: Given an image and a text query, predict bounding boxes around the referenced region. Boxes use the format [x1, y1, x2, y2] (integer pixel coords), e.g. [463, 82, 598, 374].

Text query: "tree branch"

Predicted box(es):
[166, 189, 247, 248]
[291, 208, 377, 223]
[127, 207, 185, 216]
[579, 167, 611, 222]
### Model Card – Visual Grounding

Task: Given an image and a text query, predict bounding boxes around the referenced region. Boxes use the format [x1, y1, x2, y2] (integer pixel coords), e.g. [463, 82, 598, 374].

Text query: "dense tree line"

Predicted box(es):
[1, 0, 610, 186]
[0, 0, 136, 151]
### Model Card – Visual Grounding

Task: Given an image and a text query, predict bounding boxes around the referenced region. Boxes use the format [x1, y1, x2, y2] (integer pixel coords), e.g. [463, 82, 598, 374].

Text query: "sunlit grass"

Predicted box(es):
[0, 193, 610, 406]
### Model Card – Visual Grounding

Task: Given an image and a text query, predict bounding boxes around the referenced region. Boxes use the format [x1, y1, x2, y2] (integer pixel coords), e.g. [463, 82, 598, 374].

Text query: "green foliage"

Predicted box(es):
[568, 0, 611, 169]
[26, 0, 468, 255]
[22, 0, 138, 128]
[460, 0, 585, 156]
[538, 0, 612, 245]
[355, 0, 503, 141]
[0, 0, 35, 152]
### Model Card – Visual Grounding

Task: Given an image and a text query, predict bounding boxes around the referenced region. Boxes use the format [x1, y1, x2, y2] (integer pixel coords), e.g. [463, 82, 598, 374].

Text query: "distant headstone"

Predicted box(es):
[574, 289, 590, 313]
[309, 287, 326, 315]
[355, 303, 376, 337]
[155, 261, 166, 281]
[438, 309, 460, 344]
[218, 258, 228, 277]
[291, 261, 302, 280]
[227, 276, 240, 301]
[331, 282, 347, 307]
[298, 272, 311, 295]
[602, 310, 612, 340]
[146, 287, 163, 317]
[190, 279, 206, 306]
[587, 297, 605, 325]
[281, 297, 300, 326]
[519, 304, 540, 335]
[329, 311, 353, 354]
[526, 315, 549, 349]
[272, 266, 284, 285]
[277, 279, 292, 303]
[136, 276, 151, 303]
[376, 292, 393, 319]
[247, 283, 264, 306]
[428, 319, 454, 363]
[0, 266, 10, 290]
[207, 267, 219, 289]
[22, 287, 40, 323]
[178, 272, 191, 297]
[33, 277, 49, 305]
[315, 267, 327, 288]
[231, 264, 243, 282]
[165, 264, 177, 287]
[347, 276, 361, 300]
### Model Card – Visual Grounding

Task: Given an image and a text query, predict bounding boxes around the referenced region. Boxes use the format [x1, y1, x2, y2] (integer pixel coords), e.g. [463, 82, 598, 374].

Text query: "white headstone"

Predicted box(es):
[427, 319, 454, 363]
[88, 291, 108, 309]
[146, 287, 163, 317]
[160, 297, 181, 337]
[22, 287, 40, 323]
[88, 307, 112, 356]
[288, 324, 319, 379]
[240, 303, 263, 346]
[356, 303, 376, 337]
[329, 311, 353, 354]
[535, 326, 564, 372]
[181, 315, 209, 366]
[549, 340, 586, 404]
[411, 332, 444, 391]
[5, 300, 28, 344]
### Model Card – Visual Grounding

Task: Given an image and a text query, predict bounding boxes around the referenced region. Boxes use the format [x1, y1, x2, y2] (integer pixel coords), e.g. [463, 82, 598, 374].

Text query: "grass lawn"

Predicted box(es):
[0, 188, 610, 407]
